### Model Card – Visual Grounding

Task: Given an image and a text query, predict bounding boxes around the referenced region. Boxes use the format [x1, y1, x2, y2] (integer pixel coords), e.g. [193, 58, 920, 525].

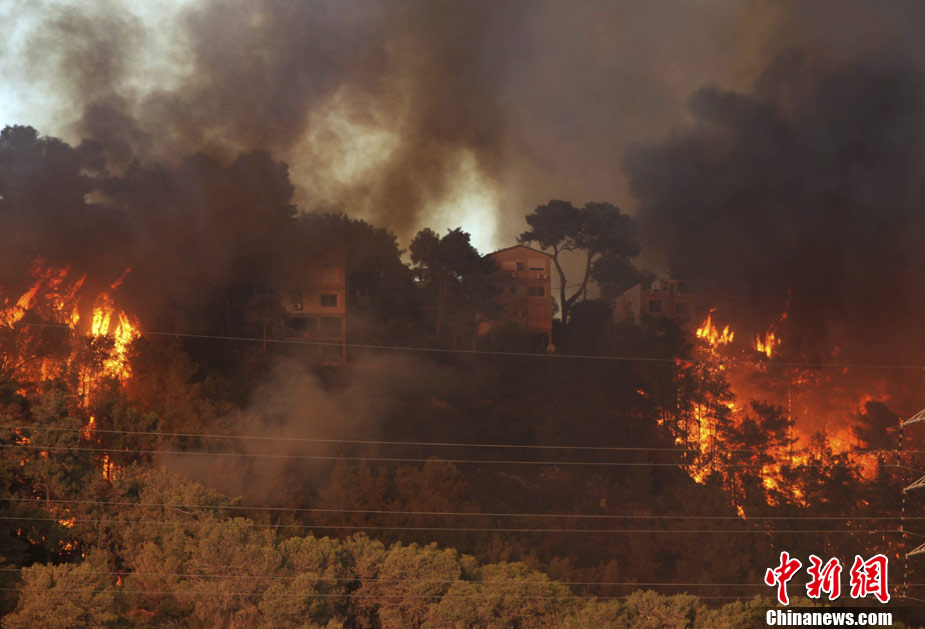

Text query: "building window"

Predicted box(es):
[289, 291, 303, 310]
[322, 268, 339, 283]
[520, 309, 528, 319]
[516, 261, 525, 271]
[527, 286, 545, 297]
[286, 317, 313, 338]
[676, 301, 689, 316]
[648, 299, 663, 313]
[528, 259, 545, 271]
[509, 286, 517, 294]
[321, 294, 338, 307]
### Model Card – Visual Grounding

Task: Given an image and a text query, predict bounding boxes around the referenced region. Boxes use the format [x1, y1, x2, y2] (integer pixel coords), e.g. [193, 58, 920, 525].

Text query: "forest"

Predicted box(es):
[0, 125, 919, 627]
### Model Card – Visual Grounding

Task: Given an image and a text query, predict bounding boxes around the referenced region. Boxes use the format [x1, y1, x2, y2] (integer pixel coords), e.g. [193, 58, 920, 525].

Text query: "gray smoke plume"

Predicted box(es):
[157, 355, 454, 503]
[5, 0, 925, 338]
[625, 50, 925, 363]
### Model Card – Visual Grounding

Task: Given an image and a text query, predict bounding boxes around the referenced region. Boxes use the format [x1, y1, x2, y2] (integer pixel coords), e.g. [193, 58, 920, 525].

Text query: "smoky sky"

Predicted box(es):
[5, 0, 925, 352]
[0, 0, 812, 244]
[626, 51, 925, 363]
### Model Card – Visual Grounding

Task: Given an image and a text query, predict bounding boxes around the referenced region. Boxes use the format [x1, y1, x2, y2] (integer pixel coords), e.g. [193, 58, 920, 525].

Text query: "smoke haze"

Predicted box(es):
[3, 0, 925, 356]
[158, 356, 454, 503]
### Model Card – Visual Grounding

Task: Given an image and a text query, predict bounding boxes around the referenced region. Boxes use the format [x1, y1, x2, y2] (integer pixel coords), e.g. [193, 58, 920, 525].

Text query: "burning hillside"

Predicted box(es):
[669, 307, 914, 508]
[0, 260, 138, 403]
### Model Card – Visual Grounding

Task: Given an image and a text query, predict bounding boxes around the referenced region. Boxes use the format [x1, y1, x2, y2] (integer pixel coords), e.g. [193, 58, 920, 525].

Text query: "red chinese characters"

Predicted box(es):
[806, 555, 842, 601]
[765, 553, 889, 605]
[765, 551, 803, 605]
[849, 554, 890, 604]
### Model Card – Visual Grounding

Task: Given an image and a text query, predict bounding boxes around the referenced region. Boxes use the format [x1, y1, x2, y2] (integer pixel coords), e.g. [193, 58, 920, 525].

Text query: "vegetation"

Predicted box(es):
[0, 126, 917, 626]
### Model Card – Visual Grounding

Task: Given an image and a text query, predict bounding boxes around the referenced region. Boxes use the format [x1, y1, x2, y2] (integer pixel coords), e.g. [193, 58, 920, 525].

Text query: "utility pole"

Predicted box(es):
[899, 405, 925, 601]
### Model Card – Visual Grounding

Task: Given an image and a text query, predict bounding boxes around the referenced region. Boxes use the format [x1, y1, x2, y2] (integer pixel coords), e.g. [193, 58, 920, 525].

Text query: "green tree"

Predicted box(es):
[352, 541, 462, 629]
[427, 562, 574, 628]
[258, 535, 353, 628]
[3, 550, 121, 629]
[409, 228, 496, 343]
[519, 200, 639, 325]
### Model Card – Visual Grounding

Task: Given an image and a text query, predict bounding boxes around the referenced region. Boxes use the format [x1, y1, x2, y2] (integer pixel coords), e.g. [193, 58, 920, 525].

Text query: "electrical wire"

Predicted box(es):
[3, 442, 918, 471]
[13, 320, 925, 371]
[0, 515, 902, 535]
[0, 587, 761, 601]
[4, 424, 921, 456]
[0, 567, 906, 590]
[4, 496, 918, 521]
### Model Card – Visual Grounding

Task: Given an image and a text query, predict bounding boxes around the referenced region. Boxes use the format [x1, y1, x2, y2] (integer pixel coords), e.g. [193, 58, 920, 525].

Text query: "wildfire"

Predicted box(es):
[1, 260, 139, 389]
[82, 416, 96, 441]
[696, 309, 734, 348]
[101, 454, 119, 481]
[755, 330, 779, 358]
[681, 303, 895, 509]
[90, 296, 139, 381]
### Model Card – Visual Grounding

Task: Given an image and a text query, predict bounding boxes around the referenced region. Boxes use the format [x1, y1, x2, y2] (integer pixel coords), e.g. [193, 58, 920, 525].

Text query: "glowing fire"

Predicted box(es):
[755, 330, 779, 358]
[696, 309, 734, 348]
[681, 304, 895, 509]
[2, 261, 138, 482]
[1, 261, 139, 389]
[101, 454, 119, 481]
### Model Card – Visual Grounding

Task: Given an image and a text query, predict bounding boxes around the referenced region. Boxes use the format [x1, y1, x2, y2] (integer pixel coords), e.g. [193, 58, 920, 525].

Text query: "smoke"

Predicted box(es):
[9, 0, 517, 240]
[6, 0, 925, 342]
[625, 50, 925, 363]
[5, 0, 803, 247]
[157, 355, 453, 503]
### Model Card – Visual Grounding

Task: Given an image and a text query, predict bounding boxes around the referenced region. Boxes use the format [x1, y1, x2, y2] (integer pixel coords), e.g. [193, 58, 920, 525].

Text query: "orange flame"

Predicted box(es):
[696, 310, 734, 348]
[755, 330, 779, 358]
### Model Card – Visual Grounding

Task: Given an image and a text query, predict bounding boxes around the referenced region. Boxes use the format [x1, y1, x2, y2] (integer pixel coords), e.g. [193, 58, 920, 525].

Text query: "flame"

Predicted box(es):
[2, 261, 139, 390]
[101, 454, 119, 481]
[755, 330, 779, 358]
[681, 302, 891, 507]
[2, 261, 138, 481]
[82, 416, 96, 441]
[90, 296, 139, 381]
[696, 310, 734, 348]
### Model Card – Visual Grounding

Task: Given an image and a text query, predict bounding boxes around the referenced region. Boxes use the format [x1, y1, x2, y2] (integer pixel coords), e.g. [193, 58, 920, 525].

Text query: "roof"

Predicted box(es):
[488, 244, 553, 257]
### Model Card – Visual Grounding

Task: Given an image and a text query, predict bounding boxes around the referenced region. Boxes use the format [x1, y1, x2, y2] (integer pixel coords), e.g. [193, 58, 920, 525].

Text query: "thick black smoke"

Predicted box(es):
[8, 0, 814, 243]
[625, 52, 925, 363]
[0, 124, 327, 332]
[23, 0, 517, 236]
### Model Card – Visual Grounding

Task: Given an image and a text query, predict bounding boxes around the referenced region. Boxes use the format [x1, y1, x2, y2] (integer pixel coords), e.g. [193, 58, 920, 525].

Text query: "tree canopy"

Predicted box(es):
[519, 200, 640, 324]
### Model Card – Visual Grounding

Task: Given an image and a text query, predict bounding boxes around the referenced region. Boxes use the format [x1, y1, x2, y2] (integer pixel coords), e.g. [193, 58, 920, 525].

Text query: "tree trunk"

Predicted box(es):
[552, 247, 569, 325]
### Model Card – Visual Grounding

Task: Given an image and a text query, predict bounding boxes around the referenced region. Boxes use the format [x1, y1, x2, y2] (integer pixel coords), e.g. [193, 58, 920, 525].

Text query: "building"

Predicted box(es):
[611, 279, 695, 324]
[282, 243, 346, 364]
[479, 245, 553, 348]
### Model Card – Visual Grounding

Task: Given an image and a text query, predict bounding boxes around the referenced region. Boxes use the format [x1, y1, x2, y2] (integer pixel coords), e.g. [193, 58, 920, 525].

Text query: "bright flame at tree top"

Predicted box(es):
[695, 309, 734, 348]
[0, 260, 140, 389]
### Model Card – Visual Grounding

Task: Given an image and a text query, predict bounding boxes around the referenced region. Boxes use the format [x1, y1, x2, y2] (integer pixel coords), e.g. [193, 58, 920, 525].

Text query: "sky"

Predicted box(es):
[1, 0, 923, 259]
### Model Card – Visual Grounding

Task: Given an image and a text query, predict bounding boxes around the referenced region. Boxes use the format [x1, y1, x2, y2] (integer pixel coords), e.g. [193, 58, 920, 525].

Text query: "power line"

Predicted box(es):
[13, 320, 925, 371]
[0, 567, 907, 590]
[0, 515, 900, 535]
[0, 587, 759, 601]
[0, 568, 807, 587]
[6, 497, 919, 521]
[4, 442, 919, 470]
[4, 424, 919, 456]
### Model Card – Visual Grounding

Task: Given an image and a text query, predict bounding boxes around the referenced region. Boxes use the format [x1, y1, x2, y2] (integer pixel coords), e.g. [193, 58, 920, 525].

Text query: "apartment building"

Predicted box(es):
[480, 245, 553, 348]
[282, 243, 346, 364]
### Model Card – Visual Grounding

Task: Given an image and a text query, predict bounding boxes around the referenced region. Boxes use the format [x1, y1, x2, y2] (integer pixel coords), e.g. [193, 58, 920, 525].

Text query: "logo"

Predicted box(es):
[764, 552, 889, 605]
